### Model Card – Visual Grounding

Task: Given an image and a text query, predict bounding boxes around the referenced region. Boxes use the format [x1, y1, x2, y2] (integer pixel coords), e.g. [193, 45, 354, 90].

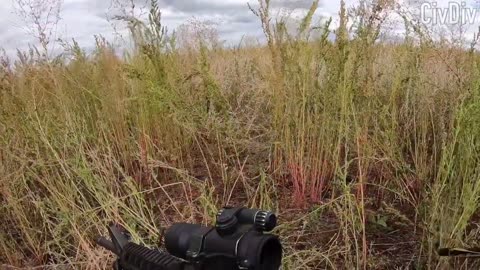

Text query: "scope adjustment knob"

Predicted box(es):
[254, 211, 277, 232]
[216, 210, 238, 235]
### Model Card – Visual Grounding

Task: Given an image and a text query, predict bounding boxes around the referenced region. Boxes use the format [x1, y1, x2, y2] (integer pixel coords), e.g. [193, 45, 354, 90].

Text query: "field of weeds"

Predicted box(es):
[2, 0, 480, 269]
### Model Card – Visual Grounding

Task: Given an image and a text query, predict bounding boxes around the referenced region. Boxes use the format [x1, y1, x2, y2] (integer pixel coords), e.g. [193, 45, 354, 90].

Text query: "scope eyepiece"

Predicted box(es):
[165, 207, 282, 270]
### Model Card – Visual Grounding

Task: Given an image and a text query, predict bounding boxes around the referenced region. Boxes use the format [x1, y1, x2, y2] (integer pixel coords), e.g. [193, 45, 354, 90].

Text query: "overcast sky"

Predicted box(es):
[0, 0, 351, 57]
[2, 0, 480, 58]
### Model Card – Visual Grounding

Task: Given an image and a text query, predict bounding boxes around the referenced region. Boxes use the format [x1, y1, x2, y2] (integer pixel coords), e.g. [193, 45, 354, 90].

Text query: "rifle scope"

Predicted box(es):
[165, 207, 282, 270]
[97, 207, 282, 270]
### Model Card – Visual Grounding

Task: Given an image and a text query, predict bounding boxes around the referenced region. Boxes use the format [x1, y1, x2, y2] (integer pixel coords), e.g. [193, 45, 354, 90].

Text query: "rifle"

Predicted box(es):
[438, 247, 480, 257]
[97, 207, 283, 270]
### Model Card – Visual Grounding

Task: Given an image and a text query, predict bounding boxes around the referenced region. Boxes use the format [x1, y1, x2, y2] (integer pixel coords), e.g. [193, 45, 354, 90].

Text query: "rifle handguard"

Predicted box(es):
[119, 242, 185, 270]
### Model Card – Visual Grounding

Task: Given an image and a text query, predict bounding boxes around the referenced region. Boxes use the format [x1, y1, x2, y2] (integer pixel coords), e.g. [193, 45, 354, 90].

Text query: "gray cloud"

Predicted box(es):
[154, 0, 319, 20]
[230, 13, 256, 24]
[0, 0, 344, 59]
[158, 0, 246, 13]
[271, 0, 320, 9]
[157, 0, 319, 13]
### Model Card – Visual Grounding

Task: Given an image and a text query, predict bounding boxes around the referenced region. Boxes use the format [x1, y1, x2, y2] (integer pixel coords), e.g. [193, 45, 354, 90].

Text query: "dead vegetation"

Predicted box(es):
[2, 0, 480, 269]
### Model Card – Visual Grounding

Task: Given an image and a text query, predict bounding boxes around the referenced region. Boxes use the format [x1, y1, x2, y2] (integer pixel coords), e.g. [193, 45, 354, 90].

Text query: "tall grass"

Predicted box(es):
[1, 0, 480, 269]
